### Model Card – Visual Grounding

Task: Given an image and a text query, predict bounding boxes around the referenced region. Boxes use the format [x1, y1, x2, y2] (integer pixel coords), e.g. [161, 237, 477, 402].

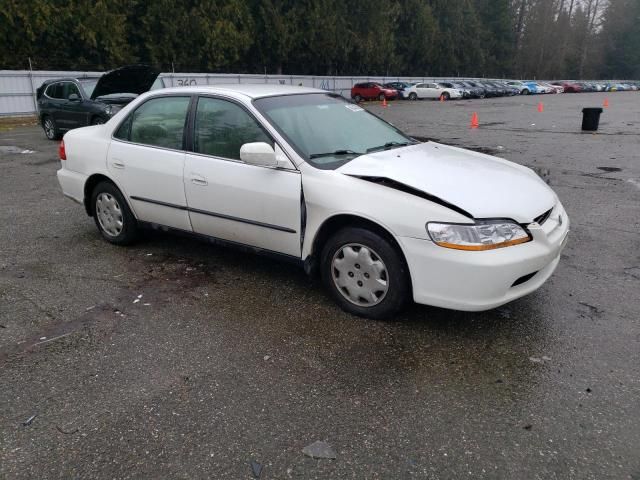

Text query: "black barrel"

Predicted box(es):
[582, 108, 603, 131]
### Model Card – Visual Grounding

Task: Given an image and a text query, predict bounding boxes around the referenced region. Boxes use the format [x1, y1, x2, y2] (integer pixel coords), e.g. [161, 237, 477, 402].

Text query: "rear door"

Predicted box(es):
[107, 95, 193, 231]
[184, 96, 301, 256]
[43, 82, 67, 126]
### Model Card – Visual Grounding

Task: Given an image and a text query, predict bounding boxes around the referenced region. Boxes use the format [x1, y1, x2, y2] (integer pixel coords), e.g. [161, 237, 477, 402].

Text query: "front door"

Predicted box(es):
[60, 82, 87, 127]
[184, 96, 301, 257]
[107, 95, 193, 231]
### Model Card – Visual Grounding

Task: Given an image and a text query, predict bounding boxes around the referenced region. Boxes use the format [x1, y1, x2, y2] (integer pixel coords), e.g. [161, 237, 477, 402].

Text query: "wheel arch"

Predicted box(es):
[83, 173, 136, 219]
[306, 214, 412, 288]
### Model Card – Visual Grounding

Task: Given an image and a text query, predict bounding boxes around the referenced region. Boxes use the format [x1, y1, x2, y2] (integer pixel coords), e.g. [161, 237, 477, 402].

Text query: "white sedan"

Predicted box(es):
[57, 85, 569, 319]
[405, 82, 463, 100]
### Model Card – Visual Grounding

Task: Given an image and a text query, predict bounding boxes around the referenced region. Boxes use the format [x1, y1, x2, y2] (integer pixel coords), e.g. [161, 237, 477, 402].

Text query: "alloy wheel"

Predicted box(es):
[44, 118, 55, 139]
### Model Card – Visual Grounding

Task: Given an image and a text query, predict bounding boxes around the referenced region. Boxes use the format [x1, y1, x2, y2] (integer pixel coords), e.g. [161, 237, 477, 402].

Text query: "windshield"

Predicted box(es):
[253, 93, 414, 170]
[79, 79, 98, 98]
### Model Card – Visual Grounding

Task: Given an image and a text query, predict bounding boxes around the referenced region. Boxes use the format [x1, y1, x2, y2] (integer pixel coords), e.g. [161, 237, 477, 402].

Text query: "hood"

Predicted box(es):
[91, 65, 160, 100]
[337, 142, 556, 223]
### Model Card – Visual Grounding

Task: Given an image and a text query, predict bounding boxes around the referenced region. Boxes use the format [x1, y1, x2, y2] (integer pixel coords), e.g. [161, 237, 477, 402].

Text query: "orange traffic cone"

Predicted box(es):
[471, 112, 479, 129]
[603, 98, 609, 108]
[382, 97, 388, 108]
[537, 102, 544, 113]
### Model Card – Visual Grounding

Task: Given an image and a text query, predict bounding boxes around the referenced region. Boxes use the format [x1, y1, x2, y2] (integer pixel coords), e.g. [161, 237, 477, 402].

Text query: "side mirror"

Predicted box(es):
[68, 93, 80, 102]
[240, 142, 281, 168]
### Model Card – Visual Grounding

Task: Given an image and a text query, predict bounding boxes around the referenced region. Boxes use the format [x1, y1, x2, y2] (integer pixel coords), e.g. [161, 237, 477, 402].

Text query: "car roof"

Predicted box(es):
[149, 84, 327, 99]
[42, 77, 100, 84]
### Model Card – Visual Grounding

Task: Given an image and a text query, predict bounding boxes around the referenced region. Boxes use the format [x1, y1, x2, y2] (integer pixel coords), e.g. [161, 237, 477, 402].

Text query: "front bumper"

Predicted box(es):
[398, 202, 570, 311]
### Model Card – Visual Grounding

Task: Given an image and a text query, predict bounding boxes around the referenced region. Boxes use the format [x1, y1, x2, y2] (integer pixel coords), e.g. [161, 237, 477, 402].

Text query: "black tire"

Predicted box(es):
[441, 92, 450, 101]
[522, 89, 530, 95]
[91, 116, 106, 125]
[378, 93, 386, 101]
[408, 92, 418, 100]
[91, 181, 139, 245]
[42, 115, 62, 140]
[320, 227, 410, 319]
[353, 94, 362, 103]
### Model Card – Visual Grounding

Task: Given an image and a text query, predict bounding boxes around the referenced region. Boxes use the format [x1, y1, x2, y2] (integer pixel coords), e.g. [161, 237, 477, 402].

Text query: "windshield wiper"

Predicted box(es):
[366, 141, 414, 153]
[309, 149, 363, 159]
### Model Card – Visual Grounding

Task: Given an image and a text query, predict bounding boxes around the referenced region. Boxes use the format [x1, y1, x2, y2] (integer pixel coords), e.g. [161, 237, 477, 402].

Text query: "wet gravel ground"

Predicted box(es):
[1, 92, 639, 479]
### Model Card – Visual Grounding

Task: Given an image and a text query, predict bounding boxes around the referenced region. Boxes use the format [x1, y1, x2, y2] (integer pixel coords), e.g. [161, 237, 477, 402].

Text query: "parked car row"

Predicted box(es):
[351, 79, 640, 102]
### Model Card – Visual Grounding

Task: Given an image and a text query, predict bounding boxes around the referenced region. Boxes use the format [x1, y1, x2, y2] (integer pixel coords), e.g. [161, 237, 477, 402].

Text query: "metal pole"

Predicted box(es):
[28, 57, 37, 115]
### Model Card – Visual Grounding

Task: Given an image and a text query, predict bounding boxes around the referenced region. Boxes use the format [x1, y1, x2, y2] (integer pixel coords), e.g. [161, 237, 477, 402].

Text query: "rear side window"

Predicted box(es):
[46, 83, 63, 99]
[194, 97, 271, 160]
[124, 96, 190, 150]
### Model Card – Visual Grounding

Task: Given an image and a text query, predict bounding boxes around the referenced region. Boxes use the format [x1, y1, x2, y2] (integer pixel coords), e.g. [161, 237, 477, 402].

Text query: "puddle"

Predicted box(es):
[0, 146, 35, 154]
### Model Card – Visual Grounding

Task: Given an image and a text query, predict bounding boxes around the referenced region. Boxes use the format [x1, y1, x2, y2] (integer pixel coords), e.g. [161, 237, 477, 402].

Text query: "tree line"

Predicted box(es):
[1, 0, 638, 79]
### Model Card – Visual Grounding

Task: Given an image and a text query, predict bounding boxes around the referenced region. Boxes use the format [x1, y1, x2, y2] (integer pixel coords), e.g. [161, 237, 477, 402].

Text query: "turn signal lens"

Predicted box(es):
[58, 139, 66, 160]
[427, 220, 531, 251]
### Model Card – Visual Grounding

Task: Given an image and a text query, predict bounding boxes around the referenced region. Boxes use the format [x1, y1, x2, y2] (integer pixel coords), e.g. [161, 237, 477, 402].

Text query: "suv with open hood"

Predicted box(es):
[37, 65, 160, 140]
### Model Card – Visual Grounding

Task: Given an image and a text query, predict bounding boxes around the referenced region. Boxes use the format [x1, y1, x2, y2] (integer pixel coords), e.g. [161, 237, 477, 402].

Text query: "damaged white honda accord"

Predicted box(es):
[57, 85, 569, 319]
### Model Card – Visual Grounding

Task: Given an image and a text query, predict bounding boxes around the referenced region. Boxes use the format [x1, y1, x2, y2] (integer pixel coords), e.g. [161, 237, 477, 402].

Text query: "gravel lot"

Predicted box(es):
[1, 92, 639, 479]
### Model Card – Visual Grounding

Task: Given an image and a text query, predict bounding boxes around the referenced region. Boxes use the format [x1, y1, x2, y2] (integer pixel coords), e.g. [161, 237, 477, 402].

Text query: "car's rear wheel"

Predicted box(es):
[320, 227, 410, 319]
[43, 116, 61, 140]
[408, 92, 418, 100]
[91, 181, 139, 245]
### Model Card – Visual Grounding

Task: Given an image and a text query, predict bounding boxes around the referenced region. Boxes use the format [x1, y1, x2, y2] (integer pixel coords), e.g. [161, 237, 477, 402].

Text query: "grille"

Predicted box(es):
[533, 208, 553, 225]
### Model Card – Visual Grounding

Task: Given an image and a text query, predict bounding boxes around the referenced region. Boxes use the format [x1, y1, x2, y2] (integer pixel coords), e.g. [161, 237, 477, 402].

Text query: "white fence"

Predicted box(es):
[1, 70, 633, 117]
[0, 70, 485, 116]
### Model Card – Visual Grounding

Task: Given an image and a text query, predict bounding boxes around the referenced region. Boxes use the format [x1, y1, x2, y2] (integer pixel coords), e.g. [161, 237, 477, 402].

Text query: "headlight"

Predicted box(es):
[427, 220, 531, 251]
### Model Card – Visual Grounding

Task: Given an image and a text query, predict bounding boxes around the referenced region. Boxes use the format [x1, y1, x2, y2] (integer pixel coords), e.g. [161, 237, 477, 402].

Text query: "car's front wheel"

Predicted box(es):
[408, 92, 418, 100]
[321, 227, 410, 319]
[42, 116, 61, 140]
[91, 181, 139, 245]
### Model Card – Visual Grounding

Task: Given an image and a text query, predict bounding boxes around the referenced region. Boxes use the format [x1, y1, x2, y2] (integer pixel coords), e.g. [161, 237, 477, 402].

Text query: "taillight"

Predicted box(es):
[58, 139, 66, 160]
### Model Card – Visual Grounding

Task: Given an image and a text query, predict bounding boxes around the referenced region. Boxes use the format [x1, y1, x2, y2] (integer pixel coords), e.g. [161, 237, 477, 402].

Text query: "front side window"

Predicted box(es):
[194, 97, 271, 160]
[123, 96, 190, 149]
[254, 93, 413, 170]
[63, 83, 80, 99]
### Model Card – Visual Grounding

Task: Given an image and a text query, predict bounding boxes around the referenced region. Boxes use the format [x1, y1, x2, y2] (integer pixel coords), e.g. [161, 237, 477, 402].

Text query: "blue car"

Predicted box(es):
[506, 81, 539, 95]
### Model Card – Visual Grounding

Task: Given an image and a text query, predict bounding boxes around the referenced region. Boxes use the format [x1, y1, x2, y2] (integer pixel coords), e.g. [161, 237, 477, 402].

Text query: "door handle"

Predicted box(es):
[190, 174, 208, 186]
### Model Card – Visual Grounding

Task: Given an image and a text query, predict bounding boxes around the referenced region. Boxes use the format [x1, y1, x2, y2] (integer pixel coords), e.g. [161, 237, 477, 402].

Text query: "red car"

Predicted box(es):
[351, 82, 398, 102]
[557, 82, 582, 93]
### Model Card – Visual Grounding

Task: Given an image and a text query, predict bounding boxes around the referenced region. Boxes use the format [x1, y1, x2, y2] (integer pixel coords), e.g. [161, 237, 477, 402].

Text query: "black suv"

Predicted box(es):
[37, 65, 160, 140]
